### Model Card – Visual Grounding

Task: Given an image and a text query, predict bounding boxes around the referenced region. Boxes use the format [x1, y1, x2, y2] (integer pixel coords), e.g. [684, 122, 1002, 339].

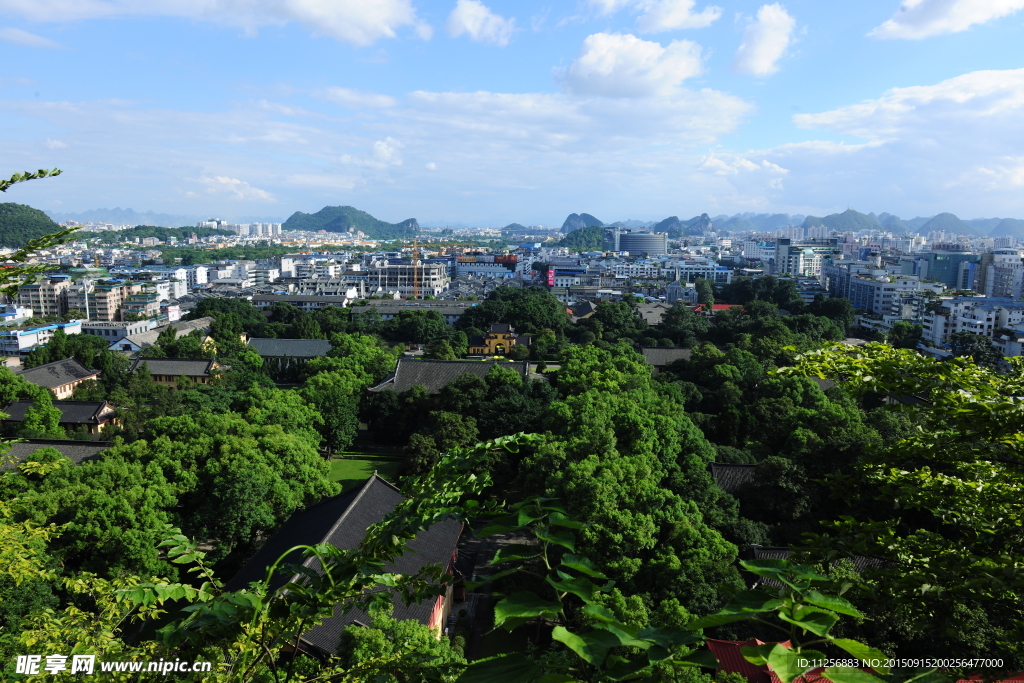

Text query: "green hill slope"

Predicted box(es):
[0, 202, 63, 248]
[282, 206, 419, 240]
[558, 225, 605, 250]
[920, 212, 975, 235]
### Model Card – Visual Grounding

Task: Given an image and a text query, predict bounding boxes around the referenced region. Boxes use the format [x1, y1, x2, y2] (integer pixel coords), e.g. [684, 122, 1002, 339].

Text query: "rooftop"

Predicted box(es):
[129, 358, 218, 377]
[247, 338, 333, 358]
[368, 358, 530, 394]
[224, 474, 463, 655]
[3, 400, 117, 425]
[20, 357, 99, 389]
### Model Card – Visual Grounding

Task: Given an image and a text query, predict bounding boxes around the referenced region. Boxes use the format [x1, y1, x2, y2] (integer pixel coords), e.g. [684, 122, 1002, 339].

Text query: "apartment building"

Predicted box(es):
[365, 260, 449, 297]
[768, 239, 841, 277]
[66, 281, 147, 321]
[16, 278, 71, 317]
[977, 249, 1024, 298]
[921, 296, 1024, 346]
[847, 276, 945, 315]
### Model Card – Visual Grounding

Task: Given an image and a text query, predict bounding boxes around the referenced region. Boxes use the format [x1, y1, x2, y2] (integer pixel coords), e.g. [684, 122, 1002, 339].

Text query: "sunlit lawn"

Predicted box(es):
[328, 454, 403, 491]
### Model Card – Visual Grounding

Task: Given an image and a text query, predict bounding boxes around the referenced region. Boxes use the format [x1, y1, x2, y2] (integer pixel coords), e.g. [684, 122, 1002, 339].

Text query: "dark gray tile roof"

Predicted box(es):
[129, 358, 218, 377]
[369, 359, 529, 394]
[809, 376, 837, 392]
[2, 439, 112, 470]
[247, 338, 332, 358]
[710, 462, 758, 494]
[20, 358, 99, 389]
[3, 401, 117, 425]
[740, 545, 886, 589]
[224, 475, 463, 656]
[639, 347, 693, 367]
[489, 323, 513, 333]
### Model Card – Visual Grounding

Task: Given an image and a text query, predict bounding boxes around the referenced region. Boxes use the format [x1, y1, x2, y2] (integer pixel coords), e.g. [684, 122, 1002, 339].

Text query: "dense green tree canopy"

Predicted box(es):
[456, 286, 571, 334]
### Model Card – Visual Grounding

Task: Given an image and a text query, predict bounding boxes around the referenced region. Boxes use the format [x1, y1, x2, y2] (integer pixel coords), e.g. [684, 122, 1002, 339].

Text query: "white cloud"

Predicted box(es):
[0, 0, 430, 46]
[696, 68, 1024, 216]
[44, 138, 67, 149]
[425, 162, 437, 170]
[196, 176, 274, 201]
[317, 87, 398, 109]
[373, 137, 403, 165]
[587, 0, 721, 31]
[561, 32, 703, 97]
[869, 0, 1024, 39]
[446, 0, 516, 46]
[793, 68, 1024, 141]
[0, 27, 65, 48]
[636, 0, 722, 31]
[732, 3, 796, 76]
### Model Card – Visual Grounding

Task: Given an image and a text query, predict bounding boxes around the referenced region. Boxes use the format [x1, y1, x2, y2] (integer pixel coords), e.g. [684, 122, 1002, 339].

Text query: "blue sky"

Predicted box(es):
[2, 0, 1024, 226]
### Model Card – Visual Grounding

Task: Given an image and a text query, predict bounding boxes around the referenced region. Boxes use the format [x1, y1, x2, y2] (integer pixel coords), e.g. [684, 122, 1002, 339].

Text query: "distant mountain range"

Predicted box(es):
[554, 209, 1024, 240]
[26, 204, 1024, 243]
[282, 206, 419, 240]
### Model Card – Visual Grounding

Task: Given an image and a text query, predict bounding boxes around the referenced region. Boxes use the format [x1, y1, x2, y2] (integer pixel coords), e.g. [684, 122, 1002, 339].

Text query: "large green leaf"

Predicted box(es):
[552, 626, 621, 667]
[560, 554, 608, 579]
[458, 654, 540, 683]
[490, 546, 541, 565]
[686, 591, 784, 630]
[778, 607, 839, 637]
[538, 675, 578, 683]
[536, 527, 576, 552]
[637, 626, 703, 649]
[823, 667, 886, 683]
[604, 657, 653, 681]
[803, 591, 865, 618]
[493, 591, 562, 629]
[740, 643, 776, 666]
[830, 639, 891, 675]
[548, 512, 586, 529]
[767, 647, 826, 683]
[547, 574, 600, 603]
[672, 649, 721, 668]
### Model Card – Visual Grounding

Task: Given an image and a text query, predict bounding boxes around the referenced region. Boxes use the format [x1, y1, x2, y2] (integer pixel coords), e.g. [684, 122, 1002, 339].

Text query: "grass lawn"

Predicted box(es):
[328, 457, 402, 491]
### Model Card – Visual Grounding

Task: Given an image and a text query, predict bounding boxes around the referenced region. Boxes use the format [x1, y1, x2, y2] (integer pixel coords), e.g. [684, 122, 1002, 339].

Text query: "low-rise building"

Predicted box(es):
[20, 358, 100, 399]
[468, 323, 530, 356]
[0, 321, 83, 356]
[128, 357, 221, 385]
[2, 400, 119, 436]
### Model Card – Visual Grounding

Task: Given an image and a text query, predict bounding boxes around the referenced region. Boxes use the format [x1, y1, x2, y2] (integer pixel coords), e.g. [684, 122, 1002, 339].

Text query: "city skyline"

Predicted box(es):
[2, 0, 1024, 224]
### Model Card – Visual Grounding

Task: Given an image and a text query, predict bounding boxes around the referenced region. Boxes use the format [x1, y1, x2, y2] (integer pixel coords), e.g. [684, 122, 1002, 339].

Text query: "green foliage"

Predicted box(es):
[0, 202, 64, 249]
[695, 278, 715, 306]
[283, 205, 419, 239]
[337, 605, 466, 680]
[0, 367, 64, 438]
[949, 330, 1002, 368]
[456, 287, 571, 335]
[159, 243, 296, 265]
[91, 225, 233, 244]
[720, 276, 804, 310]
[785, 344, 1024, 664]
[0, 168, 62, 193]
[658, 303, 710, 347]
[885, 321, 923, 349]
[558, 225, 605, 251]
